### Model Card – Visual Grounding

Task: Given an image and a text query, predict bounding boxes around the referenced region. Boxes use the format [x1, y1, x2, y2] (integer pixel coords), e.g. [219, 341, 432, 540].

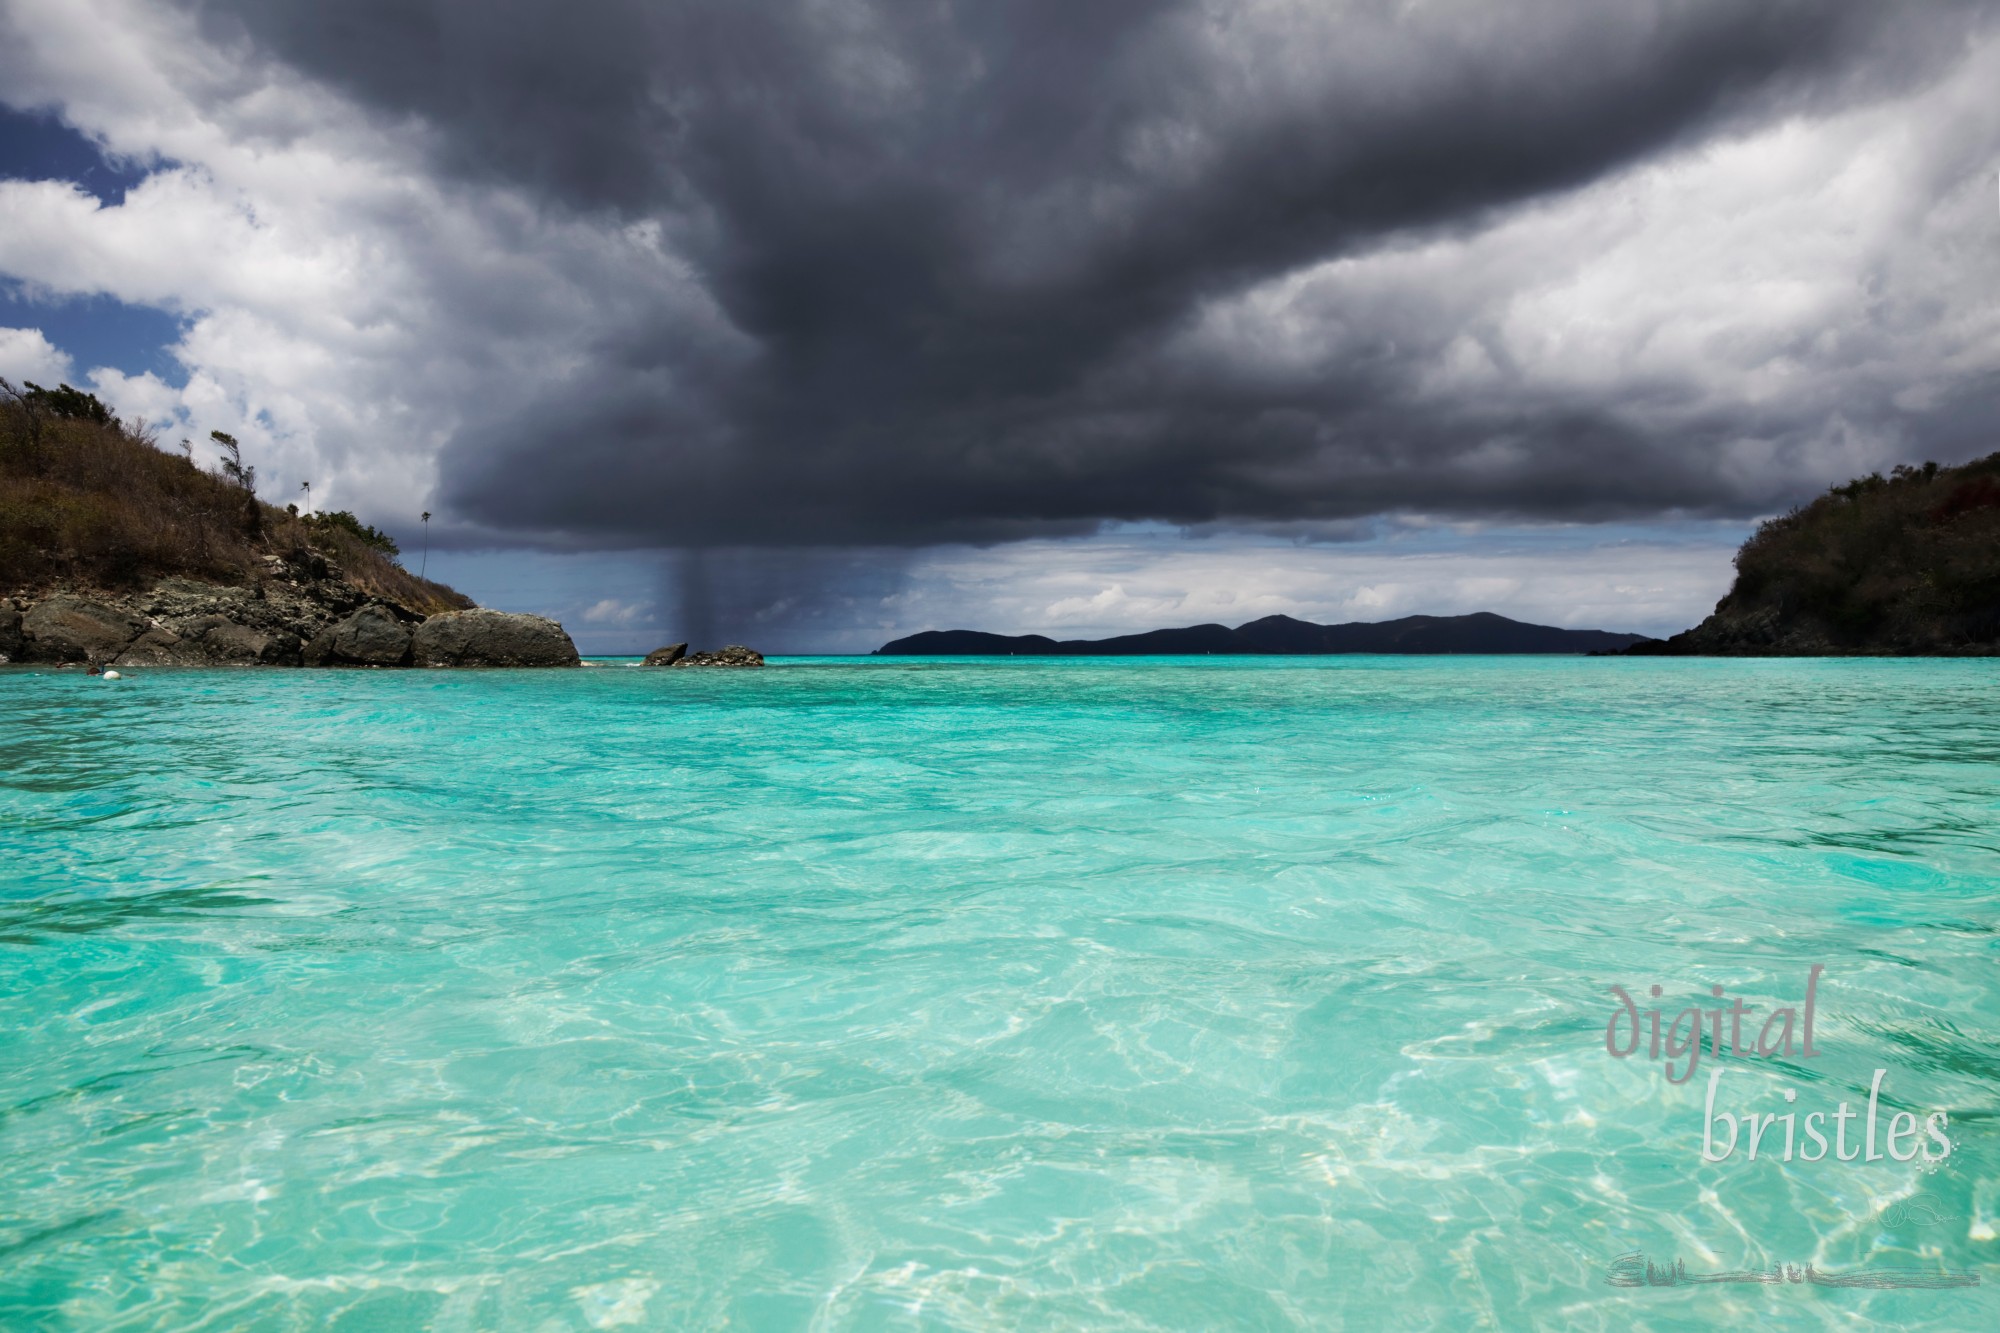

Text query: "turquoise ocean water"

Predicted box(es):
[2, 657, 1997, 1330]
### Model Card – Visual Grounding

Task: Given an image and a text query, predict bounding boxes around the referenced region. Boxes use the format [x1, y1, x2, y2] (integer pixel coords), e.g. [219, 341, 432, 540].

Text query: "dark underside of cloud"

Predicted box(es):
[189, 0, 1997, 548]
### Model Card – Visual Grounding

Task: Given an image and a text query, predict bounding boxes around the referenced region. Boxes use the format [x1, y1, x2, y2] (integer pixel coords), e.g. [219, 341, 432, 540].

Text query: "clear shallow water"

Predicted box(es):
[2, 656, 1997, 1331]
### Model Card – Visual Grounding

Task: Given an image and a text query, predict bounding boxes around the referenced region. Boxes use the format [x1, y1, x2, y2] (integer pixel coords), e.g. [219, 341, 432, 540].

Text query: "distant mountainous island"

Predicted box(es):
[877, 612, 1648, 656]
[887, 451, 2000, 660]
[1632, 450, 2000, 656]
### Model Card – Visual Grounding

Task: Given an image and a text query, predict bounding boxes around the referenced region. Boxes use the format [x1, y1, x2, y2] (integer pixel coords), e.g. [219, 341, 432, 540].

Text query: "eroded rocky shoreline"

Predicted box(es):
[1, 572, 776, 671]
[2, 552, 579, 669]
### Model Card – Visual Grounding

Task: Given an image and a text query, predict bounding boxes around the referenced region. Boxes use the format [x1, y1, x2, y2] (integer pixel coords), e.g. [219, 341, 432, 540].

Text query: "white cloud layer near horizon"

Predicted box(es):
[428, 523, 1748, 655]
[1, 0, 1996, 645]
[899, 534, 1740, 643]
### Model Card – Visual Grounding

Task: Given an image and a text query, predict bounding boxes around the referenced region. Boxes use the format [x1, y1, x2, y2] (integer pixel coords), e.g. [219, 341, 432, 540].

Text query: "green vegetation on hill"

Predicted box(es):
[307, 508, 400, 556]
[20, 380, 113, 426]
[1640, 451, 2000, 654]
[0, 378, 469, 615]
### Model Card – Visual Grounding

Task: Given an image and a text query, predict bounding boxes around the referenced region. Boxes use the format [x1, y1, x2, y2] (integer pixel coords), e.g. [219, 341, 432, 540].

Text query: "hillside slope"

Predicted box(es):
[2, 378, 468, 614]
[1634, 453, 2000, 656]
[0, 379, 584, 668]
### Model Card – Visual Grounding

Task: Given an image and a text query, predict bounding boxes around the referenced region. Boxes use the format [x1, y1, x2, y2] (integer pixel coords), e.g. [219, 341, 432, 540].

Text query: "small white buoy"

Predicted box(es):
[102, 669, 122, 680]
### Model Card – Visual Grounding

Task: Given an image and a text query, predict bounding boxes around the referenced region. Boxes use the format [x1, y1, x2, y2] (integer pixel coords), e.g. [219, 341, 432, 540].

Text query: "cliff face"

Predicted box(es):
[1636, 453, 2000, 656]
[1, 379, 576, 668]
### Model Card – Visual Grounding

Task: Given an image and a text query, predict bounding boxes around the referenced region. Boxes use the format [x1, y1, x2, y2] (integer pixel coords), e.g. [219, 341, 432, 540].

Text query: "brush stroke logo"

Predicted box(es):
[1606, 1251, 1978, 1290]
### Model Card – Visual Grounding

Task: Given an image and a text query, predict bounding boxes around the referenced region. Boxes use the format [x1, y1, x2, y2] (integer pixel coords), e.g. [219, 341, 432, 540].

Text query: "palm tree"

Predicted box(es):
[420, 512, 431, 580]
[300, 481, 312, 518]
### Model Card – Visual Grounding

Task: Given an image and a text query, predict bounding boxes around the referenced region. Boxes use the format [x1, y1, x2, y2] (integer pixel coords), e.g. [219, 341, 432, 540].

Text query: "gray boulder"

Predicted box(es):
[20, 596, 148, 664]
[642, 642, 688, 667]
[674, 645, 765, 668]
[410, 609, 579, 667]
[0, 607, 21, 662]
[197, 617, 301, 666]
[302, 627, 337, 667]
[259, 630, 307, 667]
[114, 628, 185, 665]
[306, 604, 413, 667]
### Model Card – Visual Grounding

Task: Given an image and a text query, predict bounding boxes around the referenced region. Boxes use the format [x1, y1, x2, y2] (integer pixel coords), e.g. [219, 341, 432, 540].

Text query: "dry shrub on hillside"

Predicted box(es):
[1, 378, 471, 615]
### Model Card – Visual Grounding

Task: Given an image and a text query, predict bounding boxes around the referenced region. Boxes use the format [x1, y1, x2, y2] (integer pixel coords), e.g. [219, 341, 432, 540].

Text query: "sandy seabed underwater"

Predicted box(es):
[2, 655, 1997, 1330]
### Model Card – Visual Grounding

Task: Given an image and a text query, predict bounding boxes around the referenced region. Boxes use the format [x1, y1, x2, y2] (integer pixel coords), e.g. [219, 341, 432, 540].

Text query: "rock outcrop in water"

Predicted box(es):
[305, 605, 415, 667]
[675, 645, 765, 667]
[639, 641, 762, 668]
[1628, 452, 2000, 656]
[411, 609, 581, 668]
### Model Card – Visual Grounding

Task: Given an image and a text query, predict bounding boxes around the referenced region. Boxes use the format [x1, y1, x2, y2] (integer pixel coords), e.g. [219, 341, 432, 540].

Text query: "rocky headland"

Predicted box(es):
[1, 378, 578, 669]
[1, 555, 581, 672]
[1629, 452, 2000, 656]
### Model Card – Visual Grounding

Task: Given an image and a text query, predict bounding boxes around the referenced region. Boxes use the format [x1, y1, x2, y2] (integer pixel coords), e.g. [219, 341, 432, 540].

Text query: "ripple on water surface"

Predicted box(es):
[2, 657, 1998, 1329]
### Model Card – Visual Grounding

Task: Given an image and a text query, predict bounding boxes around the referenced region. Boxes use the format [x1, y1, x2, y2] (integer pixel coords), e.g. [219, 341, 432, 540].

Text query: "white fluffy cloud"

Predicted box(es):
[878, 528, 1743, 645]
[0, 0, 739, 526]
[0, 324, 72, 384]
[580, 597, 649, 627]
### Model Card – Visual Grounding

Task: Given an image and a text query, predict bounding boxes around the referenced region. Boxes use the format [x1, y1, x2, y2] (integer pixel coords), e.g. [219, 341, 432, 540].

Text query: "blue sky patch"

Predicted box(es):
[0, 103, 189, 388]
[0, 284, 189, 387]
[0, 103, 156, 204]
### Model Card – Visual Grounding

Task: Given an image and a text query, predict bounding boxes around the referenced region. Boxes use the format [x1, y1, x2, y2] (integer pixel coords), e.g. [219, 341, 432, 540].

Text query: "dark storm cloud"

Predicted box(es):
[185, 0, 1999, 545]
